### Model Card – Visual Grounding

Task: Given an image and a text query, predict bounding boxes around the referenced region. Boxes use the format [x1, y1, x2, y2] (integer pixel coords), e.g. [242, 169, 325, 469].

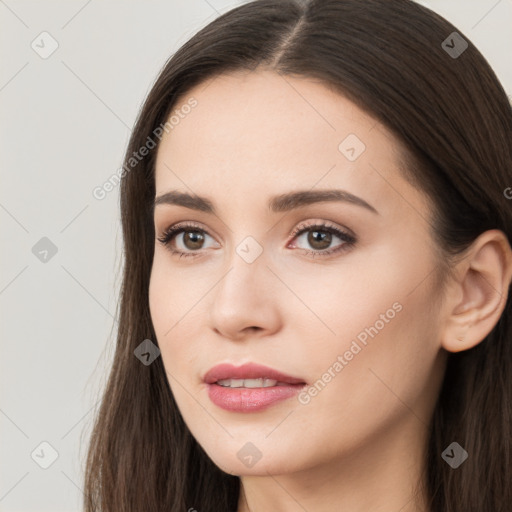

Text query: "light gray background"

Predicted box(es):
[1, 1, 511, 511]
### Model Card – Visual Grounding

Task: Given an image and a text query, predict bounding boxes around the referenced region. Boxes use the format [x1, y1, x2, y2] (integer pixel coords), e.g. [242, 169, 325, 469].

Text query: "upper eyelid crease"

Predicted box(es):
[153, 189, 379, 216]
[158, 221, 356, 258]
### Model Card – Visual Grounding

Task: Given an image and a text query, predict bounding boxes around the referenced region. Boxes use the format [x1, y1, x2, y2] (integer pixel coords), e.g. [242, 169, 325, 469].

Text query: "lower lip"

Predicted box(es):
[206, 383, 305, 412]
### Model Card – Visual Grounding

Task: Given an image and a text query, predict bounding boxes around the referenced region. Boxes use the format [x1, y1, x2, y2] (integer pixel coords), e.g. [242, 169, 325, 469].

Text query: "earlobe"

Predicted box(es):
[455, 312, 474, 342]
[442, 307, 479, 353]
[440, 230, 512, 354]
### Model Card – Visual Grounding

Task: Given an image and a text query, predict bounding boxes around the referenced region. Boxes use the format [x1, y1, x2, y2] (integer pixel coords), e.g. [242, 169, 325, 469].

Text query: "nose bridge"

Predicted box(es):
[216, 235, 268, 306]
[209, 233, 280, 337]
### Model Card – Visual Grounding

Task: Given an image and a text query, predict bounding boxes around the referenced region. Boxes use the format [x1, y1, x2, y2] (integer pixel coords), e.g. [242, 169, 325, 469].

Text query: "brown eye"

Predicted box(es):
[305, 230, 333, 250]
[157, 221, 356, 260]
[157, 222, 217, 259]
[181, 230, 205, 250]
[290, 222, 357, 257]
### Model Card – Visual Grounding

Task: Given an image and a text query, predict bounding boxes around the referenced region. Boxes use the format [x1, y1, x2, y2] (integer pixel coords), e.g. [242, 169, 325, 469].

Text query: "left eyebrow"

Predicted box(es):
[153, 188, 379, 215]
[269, 189, 379, 215]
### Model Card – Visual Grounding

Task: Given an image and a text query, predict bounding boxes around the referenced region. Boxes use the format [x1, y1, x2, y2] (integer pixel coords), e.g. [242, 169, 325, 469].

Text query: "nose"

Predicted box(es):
[209, 250, 281, 342]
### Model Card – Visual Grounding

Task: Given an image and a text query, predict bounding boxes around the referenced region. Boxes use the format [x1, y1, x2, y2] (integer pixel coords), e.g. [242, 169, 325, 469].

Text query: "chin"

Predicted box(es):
[203, 443, 303, 477]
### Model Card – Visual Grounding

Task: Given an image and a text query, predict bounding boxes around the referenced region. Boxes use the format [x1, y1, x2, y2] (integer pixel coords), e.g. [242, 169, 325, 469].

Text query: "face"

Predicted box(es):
[149, 69, 448, 477]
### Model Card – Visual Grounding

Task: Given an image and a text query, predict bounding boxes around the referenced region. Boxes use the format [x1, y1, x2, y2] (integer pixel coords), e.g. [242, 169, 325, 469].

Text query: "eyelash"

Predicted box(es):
[157, 221, 357, 259]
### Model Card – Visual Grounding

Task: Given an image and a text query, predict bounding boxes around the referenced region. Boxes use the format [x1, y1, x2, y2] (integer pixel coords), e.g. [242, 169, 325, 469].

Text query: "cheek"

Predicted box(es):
[148, 253, 195, 336]
[290, 241, 442, 417]
[148, 254, 208, 381]
[297, 262, 442, 442]
[149, 260, 181, 368]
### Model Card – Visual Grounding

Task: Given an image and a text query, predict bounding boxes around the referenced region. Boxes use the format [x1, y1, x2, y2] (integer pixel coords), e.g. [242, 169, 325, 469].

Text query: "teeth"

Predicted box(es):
[216, 378, 279, 388]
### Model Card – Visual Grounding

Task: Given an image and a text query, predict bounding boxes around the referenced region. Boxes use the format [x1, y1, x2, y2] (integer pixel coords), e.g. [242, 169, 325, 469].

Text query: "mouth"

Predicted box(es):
[203, 362, 307, 412]
[203, 362, 307, 386]
[215, 378, 300, 388]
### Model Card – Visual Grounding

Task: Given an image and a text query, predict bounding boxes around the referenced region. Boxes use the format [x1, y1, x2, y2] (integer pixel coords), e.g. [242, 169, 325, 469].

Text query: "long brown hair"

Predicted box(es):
[83, 1, 512, 510]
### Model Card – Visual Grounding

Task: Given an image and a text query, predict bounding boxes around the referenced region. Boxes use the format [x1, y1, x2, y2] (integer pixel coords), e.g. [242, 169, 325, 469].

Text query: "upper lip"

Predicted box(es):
[203, 362, 306, 385]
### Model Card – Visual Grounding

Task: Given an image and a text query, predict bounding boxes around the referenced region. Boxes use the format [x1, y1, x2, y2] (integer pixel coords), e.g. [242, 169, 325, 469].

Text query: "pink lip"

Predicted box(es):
[203, 362, 305, 385]
[203, 363, 306, 413]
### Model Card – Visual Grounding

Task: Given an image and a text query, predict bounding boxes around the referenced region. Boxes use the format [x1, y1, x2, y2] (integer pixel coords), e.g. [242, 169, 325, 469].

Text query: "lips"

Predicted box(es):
[204, 362, 307, 412]
[203, 362, 306, 385]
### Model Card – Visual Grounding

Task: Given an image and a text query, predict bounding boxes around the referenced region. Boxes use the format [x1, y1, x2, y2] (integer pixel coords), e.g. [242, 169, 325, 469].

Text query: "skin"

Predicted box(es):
[148, 69, 512, 512]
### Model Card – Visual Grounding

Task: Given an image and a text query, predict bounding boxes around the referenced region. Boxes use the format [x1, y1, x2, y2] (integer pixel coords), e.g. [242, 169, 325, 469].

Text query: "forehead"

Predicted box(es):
[154, 70, 428, 220]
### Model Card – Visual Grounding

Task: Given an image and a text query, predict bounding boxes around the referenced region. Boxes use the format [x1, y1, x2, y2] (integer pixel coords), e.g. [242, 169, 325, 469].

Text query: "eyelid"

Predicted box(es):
[157, 221, 216, 246]
[157, 219, 357, 258]
[287, 221, 356, 256]
[289, 219, 356, 240]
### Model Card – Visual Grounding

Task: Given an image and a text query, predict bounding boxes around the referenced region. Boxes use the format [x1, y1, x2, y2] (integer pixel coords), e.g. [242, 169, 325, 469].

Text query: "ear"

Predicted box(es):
[441, 229, 512, 353]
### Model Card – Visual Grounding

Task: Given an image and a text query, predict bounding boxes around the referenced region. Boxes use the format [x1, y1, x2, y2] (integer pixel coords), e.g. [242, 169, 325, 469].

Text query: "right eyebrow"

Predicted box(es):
[153, 188, 379, 215]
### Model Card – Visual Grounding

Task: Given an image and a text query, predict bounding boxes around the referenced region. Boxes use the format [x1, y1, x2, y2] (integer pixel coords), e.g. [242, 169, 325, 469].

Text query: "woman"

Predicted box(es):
[83, 1, 512, 510]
